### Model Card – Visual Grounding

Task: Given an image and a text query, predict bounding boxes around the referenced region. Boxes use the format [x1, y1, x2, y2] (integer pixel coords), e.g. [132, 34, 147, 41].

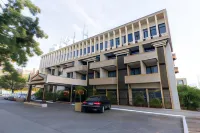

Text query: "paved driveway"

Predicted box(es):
[0, 97, 183, 133]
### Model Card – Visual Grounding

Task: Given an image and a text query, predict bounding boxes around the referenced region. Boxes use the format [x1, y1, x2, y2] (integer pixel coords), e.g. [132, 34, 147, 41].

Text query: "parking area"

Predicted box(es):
[0, 97, 183, 133]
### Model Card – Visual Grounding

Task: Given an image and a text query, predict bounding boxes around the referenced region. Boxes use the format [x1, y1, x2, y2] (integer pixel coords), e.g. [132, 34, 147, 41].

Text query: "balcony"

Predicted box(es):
[89, 77, 117, 85]
[125, 73, 160, 84]
[172, 53, 177, 60]
[124, 51, 157, 64]
[47, 74, 87, 86]
[90, 59, 117, 70]
[174, 67, 179, 73]
[64, 65, 87, 74]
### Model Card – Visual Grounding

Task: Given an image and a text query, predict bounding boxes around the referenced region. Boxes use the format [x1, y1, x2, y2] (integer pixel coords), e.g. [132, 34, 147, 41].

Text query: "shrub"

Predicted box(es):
[134, 93, 147, 107]
[149, 98, 162, 108]
[56, 90, 70, 101]
[178, 85, 200, 110]
[34, 89, 55, 101]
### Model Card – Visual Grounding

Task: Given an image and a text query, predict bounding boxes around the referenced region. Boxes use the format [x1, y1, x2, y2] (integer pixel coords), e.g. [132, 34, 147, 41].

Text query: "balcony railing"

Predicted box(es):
[125, 73, 160, 84]
[124, 51, 157, 64]
[89, 77, 117, 85]
[64, 65, 87, 73]
[90, 59, 117, 69]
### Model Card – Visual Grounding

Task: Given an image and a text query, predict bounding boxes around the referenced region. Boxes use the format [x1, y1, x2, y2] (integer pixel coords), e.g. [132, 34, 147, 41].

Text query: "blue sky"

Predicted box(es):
[18, 0, 200, 86]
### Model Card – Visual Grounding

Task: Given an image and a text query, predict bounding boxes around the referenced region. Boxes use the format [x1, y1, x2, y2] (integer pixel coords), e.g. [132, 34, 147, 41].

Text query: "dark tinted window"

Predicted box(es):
[86, 96, 100, 101]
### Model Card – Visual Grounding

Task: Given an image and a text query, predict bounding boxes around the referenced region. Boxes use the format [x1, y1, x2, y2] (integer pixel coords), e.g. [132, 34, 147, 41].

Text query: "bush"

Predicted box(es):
[149, 98, 162, 108]
[134, 93, 147, 107]
[56, 90, 70, 101]
[178, 85, 200, 110]
[34, 89, 55, 101]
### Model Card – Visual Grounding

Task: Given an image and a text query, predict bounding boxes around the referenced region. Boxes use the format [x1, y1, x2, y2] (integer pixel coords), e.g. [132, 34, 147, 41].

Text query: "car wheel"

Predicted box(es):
[100, 106, 105, 113]
[81, 107, 86, 113]
[107, 105, 111, 110]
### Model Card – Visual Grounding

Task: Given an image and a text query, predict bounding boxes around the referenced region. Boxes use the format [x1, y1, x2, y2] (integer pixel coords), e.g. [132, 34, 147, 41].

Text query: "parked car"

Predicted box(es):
[31, 94, 36, 101]
[81, 95, 111, 113]
[7, 94, 15, 101]
[4, 94, 10, 100]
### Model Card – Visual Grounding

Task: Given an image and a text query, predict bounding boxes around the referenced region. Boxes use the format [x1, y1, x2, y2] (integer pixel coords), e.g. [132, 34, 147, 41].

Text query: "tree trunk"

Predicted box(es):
[12, 89, 14, 93]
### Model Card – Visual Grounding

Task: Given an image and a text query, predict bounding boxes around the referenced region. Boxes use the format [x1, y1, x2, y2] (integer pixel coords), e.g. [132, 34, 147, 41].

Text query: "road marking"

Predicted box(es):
[111, 108, 188, 133]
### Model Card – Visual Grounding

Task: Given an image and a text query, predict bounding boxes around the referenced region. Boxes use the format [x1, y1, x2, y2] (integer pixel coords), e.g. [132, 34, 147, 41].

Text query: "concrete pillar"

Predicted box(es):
[90, 39, 92, 54]
[98, 36, 100, 52]
[82, 42, 84, 56]
[119, 28, 122, 47]
[113, 31, 116, 48]
[53, 86, 57, 102]
[100, 68, 107, 78]
[139, 21, 143, 41]
[127, 65, 130, 76]
[163, 12, 169, 34]
[140, 61, 146, 74]
[107, 33, 110, 50]
[116, 56, 119, 105]
[125, 26, 128, 45]
[103, 34, 105, 50]
[86, 41, 88, 55]
[70, 85, 73, 103]
[128, 84, 132, 105]
[94, 38, 96, 53]
[26, 85, 32, 102]
[146, 18, 150, 39]
[131, 24, 135, 43]
[139, 45, 144, 53]
[155, 15, 159, 37]
[146, 89, 150, 107]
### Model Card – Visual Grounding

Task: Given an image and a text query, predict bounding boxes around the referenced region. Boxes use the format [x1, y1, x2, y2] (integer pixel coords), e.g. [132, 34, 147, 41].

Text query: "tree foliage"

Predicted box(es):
[0, 0, 47, 73]
[0, 71, 26, 93]
[178, 85, 200, 110]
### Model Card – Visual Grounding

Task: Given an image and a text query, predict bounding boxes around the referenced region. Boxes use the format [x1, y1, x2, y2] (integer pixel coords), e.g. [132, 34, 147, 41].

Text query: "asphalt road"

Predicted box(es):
[0, 97, 183, 133]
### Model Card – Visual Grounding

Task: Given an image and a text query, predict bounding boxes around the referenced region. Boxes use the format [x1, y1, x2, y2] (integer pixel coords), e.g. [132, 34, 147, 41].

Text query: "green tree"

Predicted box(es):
[178, 85, 200, 110]
[0, 71, 26, 93]
[0, 0, 47, 73]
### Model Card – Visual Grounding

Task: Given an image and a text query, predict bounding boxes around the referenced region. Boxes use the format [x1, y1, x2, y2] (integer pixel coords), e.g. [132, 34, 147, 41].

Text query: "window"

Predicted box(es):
[131, 49, 139, 55]
[70, 52, 72, 58]
[73, 51, 76, 57]
[88, 73, 94, 79]
[84, 48, 86, 55]
[87, 47, 90, 53]
[131, 68, 141, 75]
[100, 43, 103, 50]
[158, 23, 166, 34]
[76, 50, 79, 57]
[150, 26, 157, 36]
[105, 41, 108, 49]
[67, 73, 73, 78]
[92, 46, 94, 52]
[80, 49, 82, 55]
[178, 80, 184, 85]
[110, 39, 114, 47]
[108, 71, 116, 77]
[96, 44, 99, 51]
[143, 29, 148, 38]
[146, 66, 158, 74]
[144, 45, 155, 52]
[122, 35, 126, 44]
[134, 31, 140, 41]
[115, 37, 120, 47]
[128, 33, 133, 42]
[81, 74, 86, 80]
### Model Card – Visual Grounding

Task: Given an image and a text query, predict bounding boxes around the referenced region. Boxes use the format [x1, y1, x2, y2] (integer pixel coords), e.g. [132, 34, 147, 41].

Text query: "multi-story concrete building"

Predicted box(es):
[29, 9, 180, 109]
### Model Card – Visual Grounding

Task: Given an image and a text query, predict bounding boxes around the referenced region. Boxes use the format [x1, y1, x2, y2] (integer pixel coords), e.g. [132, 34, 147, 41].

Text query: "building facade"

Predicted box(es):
[177, 78, 187, 86]
[38, 9, 180, 109]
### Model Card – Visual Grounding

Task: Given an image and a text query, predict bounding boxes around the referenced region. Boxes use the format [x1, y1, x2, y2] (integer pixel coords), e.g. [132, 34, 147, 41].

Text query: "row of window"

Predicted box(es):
[42, 23, 166, 66]
[130, 66, 158, 75]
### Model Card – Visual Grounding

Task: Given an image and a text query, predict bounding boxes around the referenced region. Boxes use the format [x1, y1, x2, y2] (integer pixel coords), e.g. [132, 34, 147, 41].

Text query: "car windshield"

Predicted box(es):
[86, 96, 100, 102]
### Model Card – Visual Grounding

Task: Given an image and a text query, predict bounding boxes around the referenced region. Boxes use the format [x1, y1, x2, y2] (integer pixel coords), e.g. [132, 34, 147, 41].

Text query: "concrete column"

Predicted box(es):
[70, 85, 73, 103]
[119, 28, 122, 47]
[139, 45, 144, 53]
[146, 18, 150, 39]
[128, 84, 132, 105]
[72, 46, 74, 59]
[90, 39, 92, 54]
[86, 41, 88, 55]
[163, 12, 169, 34]
[103, 34, 105, 50]
[116, 56, 119, 105]
[113, 31, 116, 48]
[78, 44, 81, 57]
[139, 21, 142, 41]
[140, 61, 146, 74]
[146, 89, 150, 107]
[131, 24, 135, 43]
[82, 42, 84, 56]
[94, 38, 96, 53]
[125, 26, 128, 45]
[26, 85, 32, 102]
[127, 65, 130, 76]
[53, 86, 57, 102]
[107, 33, 110, 49]
[98, 36, 100, 52]
[155, 15, 159, 37]
[139, 21, 143, 41]
[100, 68, 107, 78]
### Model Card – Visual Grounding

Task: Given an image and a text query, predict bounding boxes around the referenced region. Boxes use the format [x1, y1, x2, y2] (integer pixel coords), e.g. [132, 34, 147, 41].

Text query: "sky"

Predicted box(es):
[16, 0, 200, 86]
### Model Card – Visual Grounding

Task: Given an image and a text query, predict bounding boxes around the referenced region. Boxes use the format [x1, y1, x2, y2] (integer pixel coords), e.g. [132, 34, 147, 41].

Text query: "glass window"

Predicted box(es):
[115, 37, 120, 47]
[144, 45, 155, 52]
[92, 46, 94, 52]
[131, 68, 141, 75]
[146, 66, 158, 74]
[134, 31, 140, 41]
[67, 73, 70, 78]
[88, 73, 94, 79]
[80, 49, 82, 55]
[100, 43, 103, 50]
[87, 47, 90, 53]
[128, 33, 133, 42]
[73, 51, 76, 57]
[84, 48, 86, 55]
[81, 74, 86, 80]
[108, 71, 116, 77]
[105, 41, 108, 49]
[122, 35, 126, 44]
[150, 26, 157, 36]
[76, 50, 79, 57]
[143, 29, 148, 38]
[96, 44, 99, 51]
[158, 23, 166, 34]
[110, 39, 114, 47]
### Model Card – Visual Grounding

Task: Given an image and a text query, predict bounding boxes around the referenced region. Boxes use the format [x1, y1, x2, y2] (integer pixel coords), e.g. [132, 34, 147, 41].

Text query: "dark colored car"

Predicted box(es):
[81, 95, 111, 113]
